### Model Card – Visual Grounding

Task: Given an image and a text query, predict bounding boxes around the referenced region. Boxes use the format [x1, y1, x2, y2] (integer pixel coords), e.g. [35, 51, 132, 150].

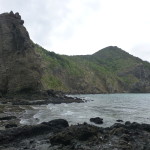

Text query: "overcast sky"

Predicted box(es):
[0, 0, 150, 62]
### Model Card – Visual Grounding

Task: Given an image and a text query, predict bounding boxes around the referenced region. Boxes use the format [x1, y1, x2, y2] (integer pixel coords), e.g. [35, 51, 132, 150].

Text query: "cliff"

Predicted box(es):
[0, 12, 43, 97]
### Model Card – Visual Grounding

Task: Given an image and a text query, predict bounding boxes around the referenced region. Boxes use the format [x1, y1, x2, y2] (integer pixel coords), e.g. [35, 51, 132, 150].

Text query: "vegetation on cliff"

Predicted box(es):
[35, 44, 150, 93]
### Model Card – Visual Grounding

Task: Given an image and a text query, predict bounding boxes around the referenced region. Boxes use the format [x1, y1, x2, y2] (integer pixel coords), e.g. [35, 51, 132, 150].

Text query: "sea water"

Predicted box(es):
[20, 93, 150, 127]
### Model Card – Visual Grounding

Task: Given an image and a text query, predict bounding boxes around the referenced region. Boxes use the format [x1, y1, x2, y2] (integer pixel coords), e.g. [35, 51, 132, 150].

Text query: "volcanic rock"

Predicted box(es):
[5, 123, 17, 128]
[0, 11, 43, 97]
[90, 117, 103, 124]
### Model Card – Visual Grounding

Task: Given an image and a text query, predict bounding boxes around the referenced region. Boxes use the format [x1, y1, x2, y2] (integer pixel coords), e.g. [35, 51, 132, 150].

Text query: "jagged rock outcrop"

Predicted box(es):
[0, 11, 43, 96]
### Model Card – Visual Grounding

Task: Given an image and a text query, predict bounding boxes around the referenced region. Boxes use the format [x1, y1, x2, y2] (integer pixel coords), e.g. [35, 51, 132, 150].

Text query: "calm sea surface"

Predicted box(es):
[21, 94, 150, 127]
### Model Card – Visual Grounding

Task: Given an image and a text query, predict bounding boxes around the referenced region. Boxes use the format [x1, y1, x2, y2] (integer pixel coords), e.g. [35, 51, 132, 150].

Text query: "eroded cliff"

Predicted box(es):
[0, 12, 43, 96]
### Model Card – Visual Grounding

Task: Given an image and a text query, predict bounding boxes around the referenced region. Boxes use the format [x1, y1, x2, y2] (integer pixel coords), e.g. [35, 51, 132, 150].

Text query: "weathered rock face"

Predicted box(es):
[0, 11, 43, 95]
[118, 64, 150, 93]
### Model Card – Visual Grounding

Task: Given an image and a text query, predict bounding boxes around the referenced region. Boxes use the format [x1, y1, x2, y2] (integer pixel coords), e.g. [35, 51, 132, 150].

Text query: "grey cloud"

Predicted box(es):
[0, 0, 101, 50]
[0, 0, 71, 46]
[131, 44, 150, 62]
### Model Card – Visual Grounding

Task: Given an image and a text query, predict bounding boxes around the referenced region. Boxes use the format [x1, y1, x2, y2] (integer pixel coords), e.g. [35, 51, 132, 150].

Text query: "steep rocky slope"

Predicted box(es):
[0, 12, 43, 97]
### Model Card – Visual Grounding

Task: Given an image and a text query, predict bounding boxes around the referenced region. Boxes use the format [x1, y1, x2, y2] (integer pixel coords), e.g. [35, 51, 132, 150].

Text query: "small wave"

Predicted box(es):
[61, 111, 74, 116]
[20, 119, 30, 125]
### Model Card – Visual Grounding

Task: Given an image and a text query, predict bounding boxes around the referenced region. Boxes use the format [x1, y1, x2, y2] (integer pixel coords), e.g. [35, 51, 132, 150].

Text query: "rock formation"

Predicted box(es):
[0, 11, 43, 96]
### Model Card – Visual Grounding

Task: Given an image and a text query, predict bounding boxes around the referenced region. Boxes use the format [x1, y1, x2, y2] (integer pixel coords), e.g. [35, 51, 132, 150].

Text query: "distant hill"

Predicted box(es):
[0, 12, 150, 97]
[35, 45, 150, 93]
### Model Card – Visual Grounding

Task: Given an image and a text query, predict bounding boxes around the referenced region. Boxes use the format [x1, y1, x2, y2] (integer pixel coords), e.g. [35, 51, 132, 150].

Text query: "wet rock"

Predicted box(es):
[110, 127, 129, 136]
[141, 123, 150, 132]
[1, 121, 150, 150]
[41, 119, 69, 129]
[116, 119, 123, 122]
[0, 124, 49, 144]
[7, 93, 83, 105]
[49, 122, 150, 150]
[125, 121, 131, 126]
[0, 116, 17, 120]
[0, 119, 69, 144]
[110, 123, 125, 129]
[90, 117, 103, 124]
[5, 123, 17, 128]
[129, 122, 142, 130]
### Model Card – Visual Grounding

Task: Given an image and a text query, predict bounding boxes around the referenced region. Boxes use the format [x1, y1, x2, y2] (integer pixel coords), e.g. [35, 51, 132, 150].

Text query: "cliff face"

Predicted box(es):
[119, 64, 150, 93]
[0, 12, 43, 96]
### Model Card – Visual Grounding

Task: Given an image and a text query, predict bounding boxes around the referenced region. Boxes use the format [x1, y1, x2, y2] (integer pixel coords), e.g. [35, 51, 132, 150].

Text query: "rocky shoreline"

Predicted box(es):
[0, 91, 83, 131]
[0, 118, 150, 150]
[0, 92, 149, 150]
[1, 90, 83, 105]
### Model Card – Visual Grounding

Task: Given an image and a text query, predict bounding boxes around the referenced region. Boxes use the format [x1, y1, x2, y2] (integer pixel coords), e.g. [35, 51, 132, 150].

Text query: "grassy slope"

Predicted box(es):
[91, 46, 150, 88]
[35, 45, 150, 93]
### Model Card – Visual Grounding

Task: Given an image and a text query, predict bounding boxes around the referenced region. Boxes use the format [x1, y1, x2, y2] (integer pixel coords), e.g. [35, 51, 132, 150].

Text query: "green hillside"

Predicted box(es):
[35, 45, 150, 93]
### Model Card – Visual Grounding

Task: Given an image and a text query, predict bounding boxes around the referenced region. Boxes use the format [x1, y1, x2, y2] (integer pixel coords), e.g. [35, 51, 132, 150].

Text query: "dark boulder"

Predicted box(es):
[5, 124, 17, 128]
[116, 119, 123, 122]
[41, 119, 69, 129]
[90, 117, 103, 124]
[125, 121, 131, 126]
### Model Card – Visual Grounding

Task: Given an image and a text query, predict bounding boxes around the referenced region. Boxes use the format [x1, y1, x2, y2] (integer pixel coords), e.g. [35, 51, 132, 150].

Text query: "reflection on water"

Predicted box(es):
[21, 93, 150, 127]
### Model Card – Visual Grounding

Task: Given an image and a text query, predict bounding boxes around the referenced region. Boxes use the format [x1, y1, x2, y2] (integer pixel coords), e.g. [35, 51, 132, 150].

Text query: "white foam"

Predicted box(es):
[61, 111, 74, 116]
